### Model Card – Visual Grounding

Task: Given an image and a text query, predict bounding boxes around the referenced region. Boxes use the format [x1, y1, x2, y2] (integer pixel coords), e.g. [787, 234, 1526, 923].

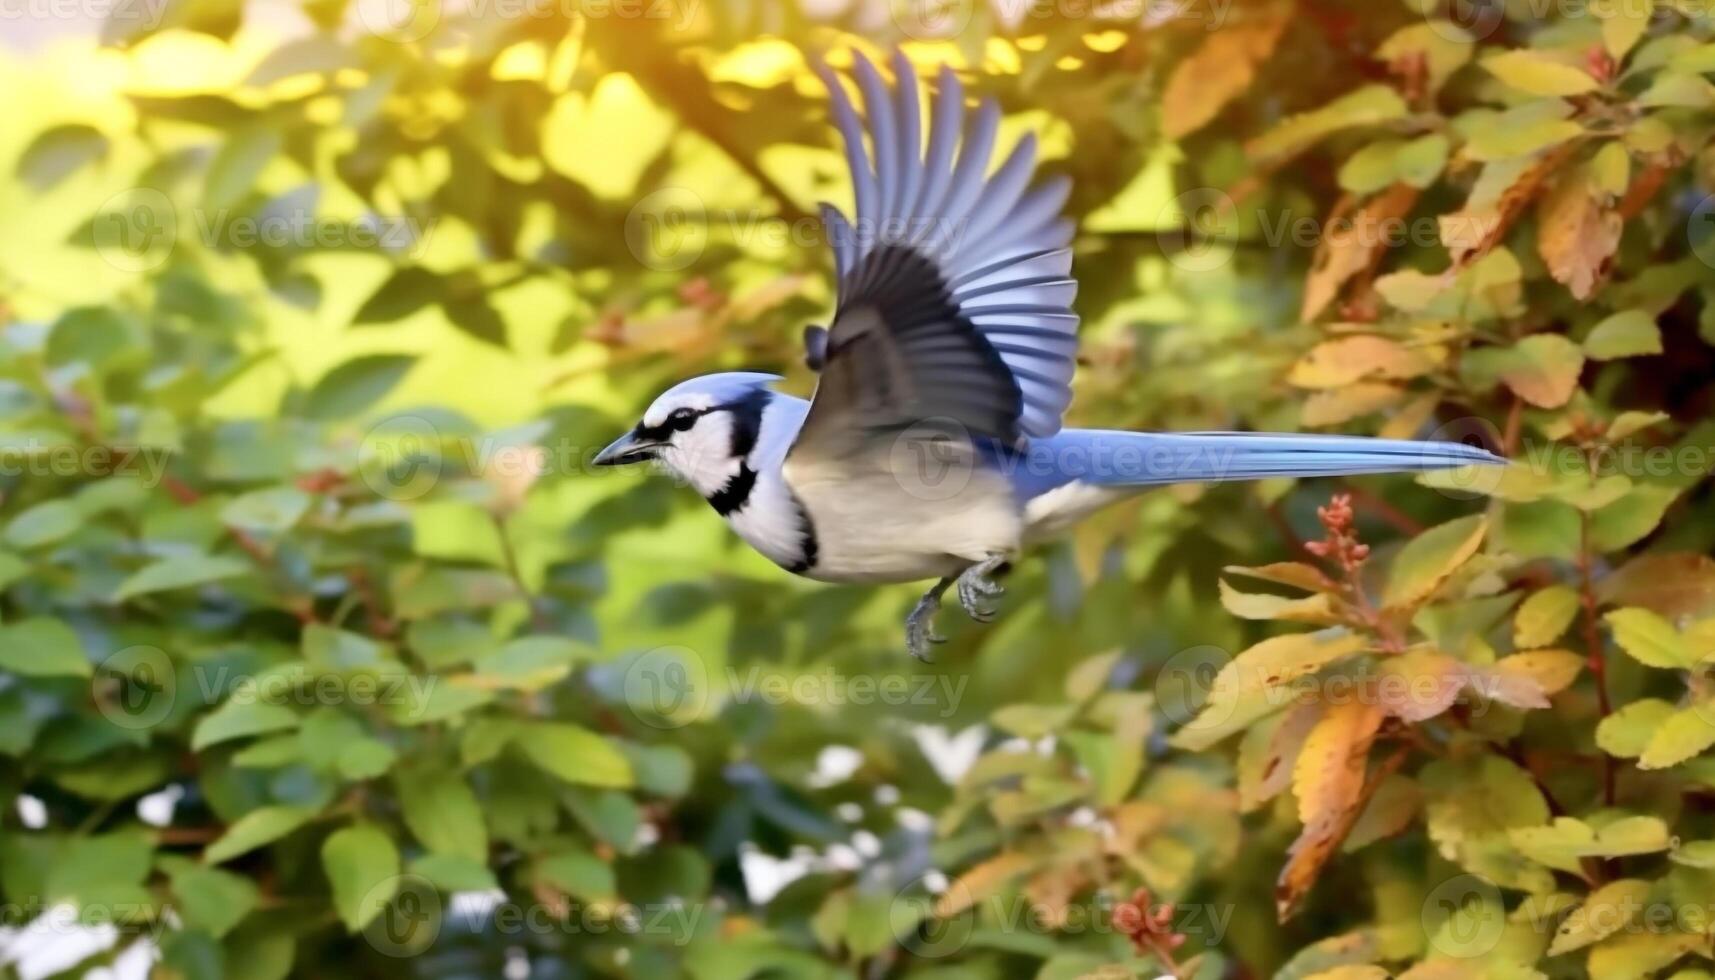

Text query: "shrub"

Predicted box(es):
[1, 2, 1713, 978]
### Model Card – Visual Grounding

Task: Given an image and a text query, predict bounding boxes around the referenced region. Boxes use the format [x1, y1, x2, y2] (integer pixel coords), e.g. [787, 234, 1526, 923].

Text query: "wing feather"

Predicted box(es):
[799, 51, 1080, 462]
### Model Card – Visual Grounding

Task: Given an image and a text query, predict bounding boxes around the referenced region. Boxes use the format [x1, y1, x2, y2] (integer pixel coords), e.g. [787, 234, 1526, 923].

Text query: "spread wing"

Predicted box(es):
[791, 50, 1079, 461]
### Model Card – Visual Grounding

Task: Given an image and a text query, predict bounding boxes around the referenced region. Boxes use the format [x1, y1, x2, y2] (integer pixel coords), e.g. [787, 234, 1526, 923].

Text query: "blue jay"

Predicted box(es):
[594, 51, 1504, 659]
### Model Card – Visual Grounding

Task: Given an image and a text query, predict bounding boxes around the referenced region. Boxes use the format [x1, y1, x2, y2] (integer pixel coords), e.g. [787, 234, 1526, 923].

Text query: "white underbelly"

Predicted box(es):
[783, 458, 1023, 584]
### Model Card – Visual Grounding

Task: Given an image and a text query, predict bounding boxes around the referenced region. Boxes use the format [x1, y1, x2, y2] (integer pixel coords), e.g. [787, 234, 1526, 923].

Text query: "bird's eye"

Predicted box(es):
[667, 408, 698, 432]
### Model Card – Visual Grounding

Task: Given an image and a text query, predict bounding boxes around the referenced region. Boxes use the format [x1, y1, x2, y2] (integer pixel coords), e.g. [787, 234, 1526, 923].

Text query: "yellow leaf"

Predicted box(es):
[1239, 699, 1325, 812]
[1171, 630, 1370, 751]
[1605, 607, 1692, 669]
[1515, 585, 1580, 648]
[1278, 700, 1385, 921]
[1301, 383, 1407, 427]
[1161, 9, 1289, 140]
[1293, 700, 1385, 830]
[1548, 878, 1652, 956]
[1597, 0, 1654, 59]
[1597, 698, 1677, 757]
[1383, 515, 1488, 609]
[1303, 968, 1390, 980]
[1289, 336, 1436, 389]
[1538, 170, 1622, 300]
[1490, 649, 1584, 695]
[1500, 334, 1587, 409]
[1222, 561, 1337, 593]
[1301, 185, 1421, 321]
[1587, 929, 1704, 980]
[933, 852, 1035, 918]
[1639, 705, 1715, 769]
[1218, 581, 1338, 623]
[1483, 50, 1602, 96]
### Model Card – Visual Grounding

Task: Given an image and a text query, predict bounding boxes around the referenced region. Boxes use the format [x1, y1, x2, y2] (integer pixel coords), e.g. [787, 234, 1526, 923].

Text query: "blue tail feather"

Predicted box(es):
[1007, 429, 1505, 499]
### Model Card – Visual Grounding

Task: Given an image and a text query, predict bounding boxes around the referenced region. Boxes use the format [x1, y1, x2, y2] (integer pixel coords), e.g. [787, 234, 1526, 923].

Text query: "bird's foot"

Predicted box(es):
[955, 555, 1010, 624]
[905, 579, 952, 662]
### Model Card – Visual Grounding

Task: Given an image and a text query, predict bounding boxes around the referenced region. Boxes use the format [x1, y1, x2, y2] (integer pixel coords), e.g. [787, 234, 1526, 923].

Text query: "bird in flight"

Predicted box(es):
[596, 50, 1504, 659]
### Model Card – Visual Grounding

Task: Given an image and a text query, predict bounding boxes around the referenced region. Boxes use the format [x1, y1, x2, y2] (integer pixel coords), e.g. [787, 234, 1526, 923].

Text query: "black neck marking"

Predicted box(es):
[706, 463, 758, 517]
[725, 386, 772, 460]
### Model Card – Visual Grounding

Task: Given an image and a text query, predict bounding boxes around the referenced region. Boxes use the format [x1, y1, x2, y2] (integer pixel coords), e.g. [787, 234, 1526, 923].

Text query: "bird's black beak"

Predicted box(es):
[593, 430, 662, 467]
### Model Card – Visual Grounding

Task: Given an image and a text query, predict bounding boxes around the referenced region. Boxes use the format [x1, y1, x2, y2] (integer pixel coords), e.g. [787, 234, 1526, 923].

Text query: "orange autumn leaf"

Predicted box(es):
[1161, 9, 1290, 140]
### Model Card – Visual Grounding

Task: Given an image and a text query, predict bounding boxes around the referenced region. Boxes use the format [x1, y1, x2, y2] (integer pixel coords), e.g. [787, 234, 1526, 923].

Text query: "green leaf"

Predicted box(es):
[1591, 484, 1680, 551]
[465, 635, 590, 691]
[116, 554, 251, 601]
[1639, 705, 1715, 769]
[1510, 815, 1671, 874]
[0, 617, 91, 677]
[537, 847, 618, 904]
[302, 623, 392, 668]
[1515, 585, 1579, 648]
[1598, 699, 1677, 757]
[396, 767, 488, 862]
[337, 739, 397, 780]
[205, 806, 316, 864]
[4, 500, 83, 549]
[221, 487, 313, 534]
[170, 865, 259, 938]
[1383, 515, 1487, 608]
[1606, 607, 1692, 669]
[1585, 310, 1664, 360]
[303, 355, 415, 421]
[321, 824, 400, 933]
[517, 722, 634, 788]
[193, 700, 299, 751]
[408, 853, 497, 892]
[355, 266, 441, 324]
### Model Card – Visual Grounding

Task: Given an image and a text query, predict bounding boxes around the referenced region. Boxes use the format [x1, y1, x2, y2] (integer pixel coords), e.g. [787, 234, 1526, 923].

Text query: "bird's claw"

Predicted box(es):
[905, 589, 948, 662]
[955, 556, 1009, 624]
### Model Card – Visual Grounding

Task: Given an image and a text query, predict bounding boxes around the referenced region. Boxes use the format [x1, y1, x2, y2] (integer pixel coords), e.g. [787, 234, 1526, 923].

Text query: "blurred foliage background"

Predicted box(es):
[3, 0, 1715, 978]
